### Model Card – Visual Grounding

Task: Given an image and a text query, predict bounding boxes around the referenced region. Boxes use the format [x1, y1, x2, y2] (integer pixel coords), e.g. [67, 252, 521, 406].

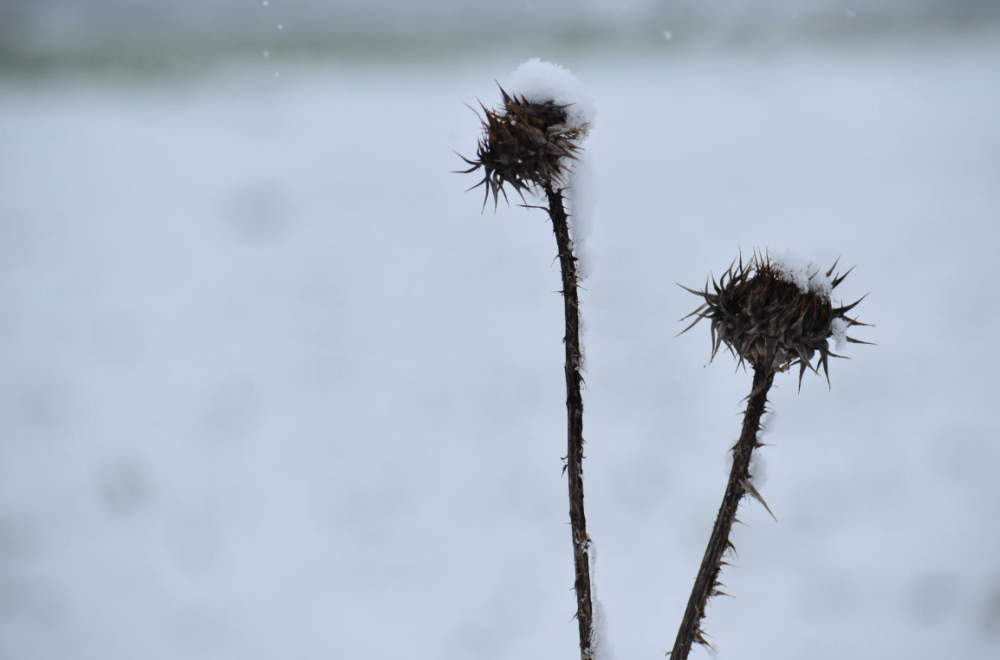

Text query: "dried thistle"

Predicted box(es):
[679, 251, 872, 389]
[456, 86, 587, 209]
[458, 73, 597, 660]
[669, 251, 871, 660]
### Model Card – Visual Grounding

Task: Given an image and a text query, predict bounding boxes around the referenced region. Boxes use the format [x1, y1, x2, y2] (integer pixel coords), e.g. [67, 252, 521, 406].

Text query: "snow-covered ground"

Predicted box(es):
[2, 29, 999, 660]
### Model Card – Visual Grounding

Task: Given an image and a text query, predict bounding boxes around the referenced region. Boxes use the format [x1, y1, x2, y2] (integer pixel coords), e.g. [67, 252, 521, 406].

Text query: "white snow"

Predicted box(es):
[770, 249, 833, 298]
[506, 58, 596, 131]
[587, 543, 615, 660]
[830, 316, 850, 351]
[566, 153, 596, 281]
[748, 447, 769, 489]
[592, 597, 614, 660]
[758, 410, 776, 441]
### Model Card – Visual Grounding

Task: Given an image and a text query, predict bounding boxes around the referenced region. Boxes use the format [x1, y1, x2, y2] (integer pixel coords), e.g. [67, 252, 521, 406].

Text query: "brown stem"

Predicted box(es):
[670, 365, 774, 659]
[545, 183, 594, 660]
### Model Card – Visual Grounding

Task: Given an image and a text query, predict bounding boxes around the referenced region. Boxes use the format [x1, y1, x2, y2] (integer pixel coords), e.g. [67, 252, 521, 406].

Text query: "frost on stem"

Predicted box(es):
[679, 250, 872, 389]
[587, 543, 615, 660]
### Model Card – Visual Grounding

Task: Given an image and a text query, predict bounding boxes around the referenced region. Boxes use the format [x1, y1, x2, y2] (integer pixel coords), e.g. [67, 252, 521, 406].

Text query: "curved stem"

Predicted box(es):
[545, 183, 594, 660]
[670, 365, 774, 659]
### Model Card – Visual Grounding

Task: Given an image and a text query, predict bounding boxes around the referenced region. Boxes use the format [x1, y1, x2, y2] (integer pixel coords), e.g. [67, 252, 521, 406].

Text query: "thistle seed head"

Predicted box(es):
[456, 86, 587, 210]
[679, 251, 871, 387]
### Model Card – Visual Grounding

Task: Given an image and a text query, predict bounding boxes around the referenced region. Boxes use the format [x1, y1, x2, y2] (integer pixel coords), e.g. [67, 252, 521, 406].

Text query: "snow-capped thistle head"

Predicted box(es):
[679, 251, 871, 387]
[457, 86, 587, 209]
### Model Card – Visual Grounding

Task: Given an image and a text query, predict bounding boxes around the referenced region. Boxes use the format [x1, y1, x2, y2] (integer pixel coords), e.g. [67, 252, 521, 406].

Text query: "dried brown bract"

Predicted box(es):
[457, 86, 588, 209]
[679, 252, 871, 387]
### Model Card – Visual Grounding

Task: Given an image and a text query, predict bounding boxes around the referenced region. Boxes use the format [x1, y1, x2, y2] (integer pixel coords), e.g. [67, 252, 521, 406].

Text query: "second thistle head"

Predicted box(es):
[457, 86, 588, 209]
[680, 251, 871, 387]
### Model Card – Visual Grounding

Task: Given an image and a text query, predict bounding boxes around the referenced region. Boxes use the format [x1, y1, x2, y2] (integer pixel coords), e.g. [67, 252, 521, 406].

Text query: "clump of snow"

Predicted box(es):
[748, 447, 768, 489]
[830, 316, 850, 351]
[506, 58, 596, 131]
[586, 542, 615, 660]
[592, 597, 615, 660]
[771, 249, 833, 298]
[566, 153, 596, 281]
[757, 411, 776, 442]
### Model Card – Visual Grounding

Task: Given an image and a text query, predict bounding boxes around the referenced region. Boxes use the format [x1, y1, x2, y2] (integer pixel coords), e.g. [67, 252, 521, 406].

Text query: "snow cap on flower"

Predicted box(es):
[457, 59, 590, 209]
[506, 58, 595, 130]
[679, 250, 871, 388]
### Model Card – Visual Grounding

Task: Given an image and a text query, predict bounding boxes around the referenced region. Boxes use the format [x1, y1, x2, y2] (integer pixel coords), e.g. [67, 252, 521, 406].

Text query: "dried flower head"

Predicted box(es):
[679, 251, 871, 386]
[456, 86, 587, 209]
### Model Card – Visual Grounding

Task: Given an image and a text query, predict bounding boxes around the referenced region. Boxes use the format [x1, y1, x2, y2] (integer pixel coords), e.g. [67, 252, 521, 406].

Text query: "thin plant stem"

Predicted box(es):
[670, 365, 775, 659]
[545, 181, 594, 660]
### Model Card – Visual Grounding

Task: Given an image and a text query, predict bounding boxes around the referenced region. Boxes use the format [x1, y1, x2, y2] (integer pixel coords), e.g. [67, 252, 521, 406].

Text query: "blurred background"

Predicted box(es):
[2, 1, 1000, 659]
[3, 0, 1000, 74]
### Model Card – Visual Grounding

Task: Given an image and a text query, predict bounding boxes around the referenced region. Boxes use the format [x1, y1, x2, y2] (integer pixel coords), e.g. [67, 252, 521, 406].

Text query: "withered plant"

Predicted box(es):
[457, 85, 596, 660]
[671, 251, 871, 659]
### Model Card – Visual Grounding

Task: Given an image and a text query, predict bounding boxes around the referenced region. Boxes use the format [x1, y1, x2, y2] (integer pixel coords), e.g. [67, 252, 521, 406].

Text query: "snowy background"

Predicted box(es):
[2, 2, 1000, 659]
